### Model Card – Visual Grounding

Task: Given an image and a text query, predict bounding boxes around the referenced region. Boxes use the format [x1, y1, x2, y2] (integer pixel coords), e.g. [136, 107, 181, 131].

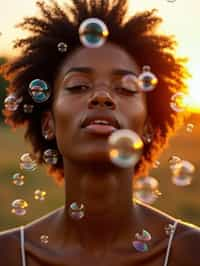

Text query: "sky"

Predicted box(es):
[0, 0, 200, 109]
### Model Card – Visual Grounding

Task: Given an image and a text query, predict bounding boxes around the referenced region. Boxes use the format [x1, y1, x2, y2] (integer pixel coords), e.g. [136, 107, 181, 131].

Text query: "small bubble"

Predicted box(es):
[79, 18, 109, 48]
[108, 129, 143, 168]
[28, 79, 50, 103]
[152, 160, 160, 169]
[69, 202, 85, 220]
[34, 189, 47, 201]
[40, 235, 49, 244]
[57, 42, 68, 52]
[11, 199, 28, 216]
[137, 65, 158, 92]
[20, 153, 37, 171]
[171, 160, 195, 186]
[12, 173, 25, 186]
[186, 123, 194, 133]
[170, 92, 187, 112]
[23, 104, 34, 113]
[43, 149, 58, 165]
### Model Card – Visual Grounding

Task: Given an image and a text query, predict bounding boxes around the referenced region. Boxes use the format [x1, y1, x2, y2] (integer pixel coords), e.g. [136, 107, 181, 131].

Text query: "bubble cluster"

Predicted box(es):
[57, 42, 68, 52]
[40, 235, 49, 244]
[133, 176, 161, 204]
[4, 95, 23, 111]
[171, 160, 195, 186]
[34, 189, 47, 201]
[43, 149, 58, 165]
[20, 153, 37, 171]
[137, 65, 158, 92]
[170, 92, 187, 112]
[28, 79, 50, 103]
[12, 173, 25, 186]
[69, 202, 85, 220]
[11, 199, 28, 216]
[79, 18, 109, 48]
[108, 129, 143, 168]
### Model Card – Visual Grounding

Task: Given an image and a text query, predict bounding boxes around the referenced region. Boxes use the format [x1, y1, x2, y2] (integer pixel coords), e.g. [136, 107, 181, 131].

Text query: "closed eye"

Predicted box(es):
[115, 87, 139, 96]
[64, 85, 90, 93]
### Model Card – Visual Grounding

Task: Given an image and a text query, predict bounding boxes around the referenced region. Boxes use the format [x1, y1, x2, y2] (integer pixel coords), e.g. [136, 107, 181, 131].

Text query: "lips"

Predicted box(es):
[81, 114, 121, 129]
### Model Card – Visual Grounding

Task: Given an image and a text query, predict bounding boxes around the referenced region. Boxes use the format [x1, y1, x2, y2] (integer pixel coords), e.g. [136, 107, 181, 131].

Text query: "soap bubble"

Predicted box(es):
[28, 79, 50, 103]
[43, 149, 58, 165]
[108, 129, 143, 168]
[20, 153, 37, 171]
[79, 18, 109, 48]
[69, 202, 85, 220]
[4, 94, 23, 111]
[57, 42, 68, 52]
[40, 235, 49, 244]
[34, 189, 47, 201]
[12, 173, 25, 186]
[171, 160, 195, 186]
[170, 92, 187, 112]
[186, 123, 194, 133]
[133, 176, 160, 204]
[11, 199, 28, 216]
[23, 104, 34, 113]
[137, 65, 158, 92]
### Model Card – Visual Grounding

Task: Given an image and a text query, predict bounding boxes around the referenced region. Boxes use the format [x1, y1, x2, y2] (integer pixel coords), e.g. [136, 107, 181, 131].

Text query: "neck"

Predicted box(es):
[62, 159, 138, 252]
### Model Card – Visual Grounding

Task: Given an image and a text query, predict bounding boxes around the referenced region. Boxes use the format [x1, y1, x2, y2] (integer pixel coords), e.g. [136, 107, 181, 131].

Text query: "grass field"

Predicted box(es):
[0, 120, 200, 231]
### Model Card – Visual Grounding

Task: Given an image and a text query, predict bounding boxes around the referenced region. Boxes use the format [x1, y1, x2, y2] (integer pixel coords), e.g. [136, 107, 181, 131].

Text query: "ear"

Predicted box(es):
[41, 111, 55, 140]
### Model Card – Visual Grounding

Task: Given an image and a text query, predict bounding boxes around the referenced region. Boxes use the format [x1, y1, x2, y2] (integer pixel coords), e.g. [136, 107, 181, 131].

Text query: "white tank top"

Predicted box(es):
[20, 220, 178, 266]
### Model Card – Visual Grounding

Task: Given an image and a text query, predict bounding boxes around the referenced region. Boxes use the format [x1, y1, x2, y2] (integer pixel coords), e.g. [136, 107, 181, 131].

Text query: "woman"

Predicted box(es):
[1, 0, 200, 265]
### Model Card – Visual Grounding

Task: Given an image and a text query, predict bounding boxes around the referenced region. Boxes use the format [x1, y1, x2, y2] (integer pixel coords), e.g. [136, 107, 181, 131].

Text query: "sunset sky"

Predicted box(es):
[0, 0, 199, 109]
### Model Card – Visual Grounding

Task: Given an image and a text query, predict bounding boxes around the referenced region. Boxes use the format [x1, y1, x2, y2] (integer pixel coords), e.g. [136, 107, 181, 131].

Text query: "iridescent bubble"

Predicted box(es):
[108, 129, 143, 168]
[34, 189, 47, 201]
[170, 92, 187, 112]
[23, 104, 34, 113]
[20, 153, 37, 171]
[135, 229, 152, 242]
[12, 173, 25, 186]
[43, 149, 58, 165]
[28, 79, 50, 103]
[40, 235, 49, 244]
[11, 199, 28, 216]
[132, 241, 149, 252]
[137, 65, 158, 92]
[79, 18, 109, 48]
[171, 160, 195, 186]
[57, 42, 68, 52]
[133, 176, 160, 204]
[186, 123, 194, 133]
[69, 202, 85, 220]
[4, 94, 23, 111]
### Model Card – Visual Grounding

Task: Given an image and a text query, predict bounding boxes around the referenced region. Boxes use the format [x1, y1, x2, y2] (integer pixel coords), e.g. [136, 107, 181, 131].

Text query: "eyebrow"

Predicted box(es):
[64, 67, 138, 77]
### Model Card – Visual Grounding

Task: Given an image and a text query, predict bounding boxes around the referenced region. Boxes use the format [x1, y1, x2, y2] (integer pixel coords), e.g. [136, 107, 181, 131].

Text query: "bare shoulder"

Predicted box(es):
[0, 226, 21, 266]
[173, 220, 200, 266]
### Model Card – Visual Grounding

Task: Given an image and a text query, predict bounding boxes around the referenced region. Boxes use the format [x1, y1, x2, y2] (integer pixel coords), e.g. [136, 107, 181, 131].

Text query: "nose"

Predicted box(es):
[88, 90, 116, 110]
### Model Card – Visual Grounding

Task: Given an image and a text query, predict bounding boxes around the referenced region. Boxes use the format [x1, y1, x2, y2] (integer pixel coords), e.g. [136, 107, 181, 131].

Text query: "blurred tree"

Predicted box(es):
[0, 57, 9, 123]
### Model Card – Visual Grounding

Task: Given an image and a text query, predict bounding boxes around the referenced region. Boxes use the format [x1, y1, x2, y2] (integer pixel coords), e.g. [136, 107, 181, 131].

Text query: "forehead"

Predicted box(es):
[56, 43, 140, 82]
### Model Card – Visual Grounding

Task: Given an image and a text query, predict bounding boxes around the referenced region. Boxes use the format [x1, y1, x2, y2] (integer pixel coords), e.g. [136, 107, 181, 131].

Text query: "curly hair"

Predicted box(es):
[1, 0, 190, 185]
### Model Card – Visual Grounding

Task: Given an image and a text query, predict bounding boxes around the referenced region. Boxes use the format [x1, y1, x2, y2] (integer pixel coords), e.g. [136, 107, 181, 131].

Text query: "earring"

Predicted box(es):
[142, 123, 154, 144]
[42, 130, 55, 141]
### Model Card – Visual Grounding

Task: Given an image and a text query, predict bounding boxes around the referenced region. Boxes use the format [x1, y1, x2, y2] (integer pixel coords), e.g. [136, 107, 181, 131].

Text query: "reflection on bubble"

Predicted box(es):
[12, 173, 25, 186]
[57, 42, 68, 52]
[133, 176, 160, 204]
[23, 104, 34, 113]
[4, 95, 23, 111]
[69, 202, 85, 220]
[171, 160, 195, 186]
[132, 241, 149, 252]
[108, 129, 143, 168]
[11, 199, 28, 216]
[40, 235, 49, 244]
[79, 18, 109, 48]
[34, 189, 47, 201]
[137, 65, 158, 92]
[43, 149, 58, 165]
[29, 79, 50, 103]
[20, 153, 37, 171]
[170, 92, 187, 112]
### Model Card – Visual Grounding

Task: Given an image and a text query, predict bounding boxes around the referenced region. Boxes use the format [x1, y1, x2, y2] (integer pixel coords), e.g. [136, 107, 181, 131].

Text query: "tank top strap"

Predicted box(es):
[163, 219, 179, 266]
[20, 226, 26, 266]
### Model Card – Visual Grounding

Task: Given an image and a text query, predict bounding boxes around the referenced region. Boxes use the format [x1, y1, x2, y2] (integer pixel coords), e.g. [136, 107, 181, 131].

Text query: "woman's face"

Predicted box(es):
[52, 43, 147, 163]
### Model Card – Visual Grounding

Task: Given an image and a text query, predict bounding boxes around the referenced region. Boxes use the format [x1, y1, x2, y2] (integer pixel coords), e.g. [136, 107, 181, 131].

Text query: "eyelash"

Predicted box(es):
[64, 85, 138, 95]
